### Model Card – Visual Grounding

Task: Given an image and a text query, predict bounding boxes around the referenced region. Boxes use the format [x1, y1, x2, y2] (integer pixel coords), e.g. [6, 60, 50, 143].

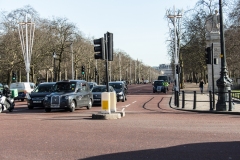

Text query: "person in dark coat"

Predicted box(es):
[199, 79, 204, 94]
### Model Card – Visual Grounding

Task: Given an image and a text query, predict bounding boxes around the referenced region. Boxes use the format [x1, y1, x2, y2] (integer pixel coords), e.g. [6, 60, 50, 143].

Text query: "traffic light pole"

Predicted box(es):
[104, 33, 109, 92]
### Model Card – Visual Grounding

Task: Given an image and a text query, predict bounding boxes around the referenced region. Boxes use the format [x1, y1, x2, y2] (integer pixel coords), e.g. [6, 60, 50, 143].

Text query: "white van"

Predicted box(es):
[10, 82, 36, 101]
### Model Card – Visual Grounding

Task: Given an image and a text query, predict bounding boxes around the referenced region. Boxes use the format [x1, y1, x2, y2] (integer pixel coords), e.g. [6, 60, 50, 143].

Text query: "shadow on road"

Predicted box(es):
[81, 141, 240, 160]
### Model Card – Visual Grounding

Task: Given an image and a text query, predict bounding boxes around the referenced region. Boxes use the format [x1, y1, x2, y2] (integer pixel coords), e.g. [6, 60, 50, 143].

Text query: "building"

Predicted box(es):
[154, 64, 173, 81]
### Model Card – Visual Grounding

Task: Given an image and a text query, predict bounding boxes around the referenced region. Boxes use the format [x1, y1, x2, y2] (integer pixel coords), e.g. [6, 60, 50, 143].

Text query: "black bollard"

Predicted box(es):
[228, 90, 232, 111]
[193, 91, 196, 109]
[209, 91, 213, 111]
[182, 91, 185, 108]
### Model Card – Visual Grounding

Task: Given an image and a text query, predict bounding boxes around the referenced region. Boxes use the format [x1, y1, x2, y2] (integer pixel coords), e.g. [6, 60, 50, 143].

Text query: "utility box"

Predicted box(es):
[10, 89, 18, 98]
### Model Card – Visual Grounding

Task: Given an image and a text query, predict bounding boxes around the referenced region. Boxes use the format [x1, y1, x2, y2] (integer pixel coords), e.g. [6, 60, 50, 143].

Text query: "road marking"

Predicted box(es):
[132, 101, 137, 104]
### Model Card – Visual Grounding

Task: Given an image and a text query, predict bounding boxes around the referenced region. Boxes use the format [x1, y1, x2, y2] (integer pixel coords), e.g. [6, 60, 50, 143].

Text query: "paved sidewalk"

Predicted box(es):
[170, 82, 240, 115]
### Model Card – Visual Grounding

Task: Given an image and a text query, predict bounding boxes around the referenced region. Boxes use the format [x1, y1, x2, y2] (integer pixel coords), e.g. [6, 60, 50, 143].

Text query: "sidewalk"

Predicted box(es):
[170, 82, 240, 115]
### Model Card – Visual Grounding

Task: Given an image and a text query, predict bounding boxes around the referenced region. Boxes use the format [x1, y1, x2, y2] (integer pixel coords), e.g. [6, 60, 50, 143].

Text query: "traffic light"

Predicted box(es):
[107, 32, 113, 61]
[82, 66, 85, 75]
[94, 38, 105, 60]
[205, 47, 212, 64]
[176, 65, 181, 74]
[12, 71, 16, 81]
[95, 67, 98, 76]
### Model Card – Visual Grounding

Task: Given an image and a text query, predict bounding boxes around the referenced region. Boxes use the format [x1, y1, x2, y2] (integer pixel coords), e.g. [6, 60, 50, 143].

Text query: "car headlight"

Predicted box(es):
[118, 91, 123, 95]
[44, 96, 49, 101]
[64, 96, 69, 100]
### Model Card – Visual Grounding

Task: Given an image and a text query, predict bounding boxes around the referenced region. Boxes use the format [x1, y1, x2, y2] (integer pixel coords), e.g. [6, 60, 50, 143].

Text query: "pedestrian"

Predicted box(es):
[199, 79, 204, 94]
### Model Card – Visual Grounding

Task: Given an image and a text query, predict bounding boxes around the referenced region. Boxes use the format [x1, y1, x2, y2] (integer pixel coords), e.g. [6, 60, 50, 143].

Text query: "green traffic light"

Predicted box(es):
[82, 72, 84, 75]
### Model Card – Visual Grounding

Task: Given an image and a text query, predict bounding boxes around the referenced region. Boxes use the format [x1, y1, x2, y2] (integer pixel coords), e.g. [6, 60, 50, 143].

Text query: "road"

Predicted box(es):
[0, 83, 240, 160]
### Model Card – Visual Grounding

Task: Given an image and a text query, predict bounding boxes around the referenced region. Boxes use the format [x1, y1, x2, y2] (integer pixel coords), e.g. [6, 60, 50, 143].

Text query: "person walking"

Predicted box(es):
[163, 80, 169, 93]
[199, 79, 204, 94]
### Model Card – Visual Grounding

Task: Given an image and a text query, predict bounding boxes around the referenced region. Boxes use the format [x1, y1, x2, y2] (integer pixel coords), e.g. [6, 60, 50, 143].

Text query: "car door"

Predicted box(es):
[76, 83, 84, 107]
[79, 82, 88, 106]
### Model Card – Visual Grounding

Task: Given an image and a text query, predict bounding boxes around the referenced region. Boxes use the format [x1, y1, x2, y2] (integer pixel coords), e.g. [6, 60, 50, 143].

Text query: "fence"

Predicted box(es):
[173, 90, 240, 111]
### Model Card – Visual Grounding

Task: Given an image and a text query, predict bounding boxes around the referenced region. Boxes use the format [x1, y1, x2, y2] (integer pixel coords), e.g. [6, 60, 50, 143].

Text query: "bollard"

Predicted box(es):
[228, 90, 232, 111]
[101, 92, 111, 114]
[182, 91, 185, 108]
[209, 91, 213, 111]
[193, 91, 196, 109]
[176, 91, 179, 107]
[110, 92, 117, 112]
[174, 91, 177, 106]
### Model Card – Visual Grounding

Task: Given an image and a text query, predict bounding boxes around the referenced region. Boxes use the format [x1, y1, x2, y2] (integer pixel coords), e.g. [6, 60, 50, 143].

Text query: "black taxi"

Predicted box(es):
[43, 80, 93, 112]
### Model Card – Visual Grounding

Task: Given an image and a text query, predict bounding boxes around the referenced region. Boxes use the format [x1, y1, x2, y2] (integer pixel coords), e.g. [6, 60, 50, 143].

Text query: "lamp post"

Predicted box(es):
[53, 52, 57, 82]
[18, 14, 35, 83]
[70, 42, 74, 80]
[216, 0, 232, 111]
[167, 6, 182, 92]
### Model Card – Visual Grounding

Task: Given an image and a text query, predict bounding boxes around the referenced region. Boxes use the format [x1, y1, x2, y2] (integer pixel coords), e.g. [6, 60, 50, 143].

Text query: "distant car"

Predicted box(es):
[10, 82, 36, 101]
[92, 85, 115, 105]
[153, 80, 165, 93]
[88, 82, 98, 90]
[144, 80, 149, 84]
[43, 80, 93, 112]
[26, 82, 56, 109]
[109, 81, 127, 102]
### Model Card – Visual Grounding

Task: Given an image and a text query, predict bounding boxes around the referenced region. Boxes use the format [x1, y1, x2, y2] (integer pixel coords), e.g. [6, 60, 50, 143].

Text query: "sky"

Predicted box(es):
[0, 0, 198, 67]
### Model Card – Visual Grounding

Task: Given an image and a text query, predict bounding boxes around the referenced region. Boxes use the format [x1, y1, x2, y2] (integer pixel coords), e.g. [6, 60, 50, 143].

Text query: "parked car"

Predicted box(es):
[10, 82, 36, 101]
[88, 82, 98, 90]
[92, 85, 115, 105]
[43, 80, 93, 112]
[109, 81, 127, 102]
[152, 80, 165, 93]
[26, 82, 56, 109]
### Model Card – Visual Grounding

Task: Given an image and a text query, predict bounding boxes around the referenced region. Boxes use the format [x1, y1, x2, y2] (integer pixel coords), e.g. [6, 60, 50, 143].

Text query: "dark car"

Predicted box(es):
[109, 82, 127, 102]
[26, 82, 56, 109]
[43, 80, 93, 112]
[153, 80, 165, 93]
[92, 85, 115, 105]
[88, 82, 98, 90]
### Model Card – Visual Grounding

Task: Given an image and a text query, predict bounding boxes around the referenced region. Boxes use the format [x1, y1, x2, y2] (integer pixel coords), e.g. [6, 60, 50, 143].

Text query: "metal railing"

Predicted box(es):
[174, 90, 240, 111]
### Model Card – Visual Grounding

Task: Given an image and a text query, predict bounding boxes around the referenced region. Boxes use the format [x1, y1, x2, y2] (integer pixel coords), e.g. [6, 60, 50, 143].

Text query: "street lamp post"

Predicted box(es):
[216, 0, 232, 111]
[53, 52, 57, 82]
[168, 6, 182, 92]
[70, 42, 74, 80]
[18, 14, 35, 83]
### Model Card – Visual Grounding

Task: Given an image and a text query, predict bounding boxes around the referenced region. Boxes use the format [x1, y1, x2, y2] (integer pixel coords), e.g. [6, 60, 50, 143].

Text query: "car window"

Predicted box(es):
[109, 83, 123, 89]
[92, 86, 107, 92]
[81, 83, 87, 91]
[33, 84, 54, 92]
[54, 82, 76, 92]
[154, 81, 163, 86]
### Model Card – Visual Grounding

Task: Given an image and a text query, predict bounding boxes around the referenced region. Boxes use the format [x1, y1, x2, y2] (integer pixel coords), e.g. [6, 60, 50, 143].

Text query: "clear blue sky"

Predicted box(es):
[0, 0, 198, 67]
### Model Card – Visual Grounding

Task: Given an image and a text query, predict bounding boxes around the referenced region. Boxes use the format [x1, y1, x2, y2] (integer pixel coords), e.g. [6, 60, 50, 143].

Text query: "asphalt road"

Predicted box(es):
[0, 83, 240, 160]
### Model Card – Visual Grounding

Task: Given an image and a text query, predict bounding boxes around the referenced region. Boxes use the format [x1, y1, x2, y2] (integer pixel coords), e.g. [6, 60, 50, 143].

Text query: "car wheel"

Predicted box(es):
[28, 105, 34, 109]
[69, 101, 76, 112]
[45, 108, 51, 112]
[86, 99, 92, 110]
[0, 106, 2, 113]
[117, 99, 120, 102]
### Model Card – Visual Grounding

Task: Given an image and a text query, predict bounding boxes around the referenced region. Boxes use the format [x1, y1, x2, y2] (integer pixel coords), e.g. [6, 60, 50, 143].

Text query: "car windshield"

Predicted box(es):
[53, 82, 76, 92]
[154, 81, 163, 86]
[33, 84, 55, 93]
[109, 83, 122, 89]
[92, 86, 107, 92]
